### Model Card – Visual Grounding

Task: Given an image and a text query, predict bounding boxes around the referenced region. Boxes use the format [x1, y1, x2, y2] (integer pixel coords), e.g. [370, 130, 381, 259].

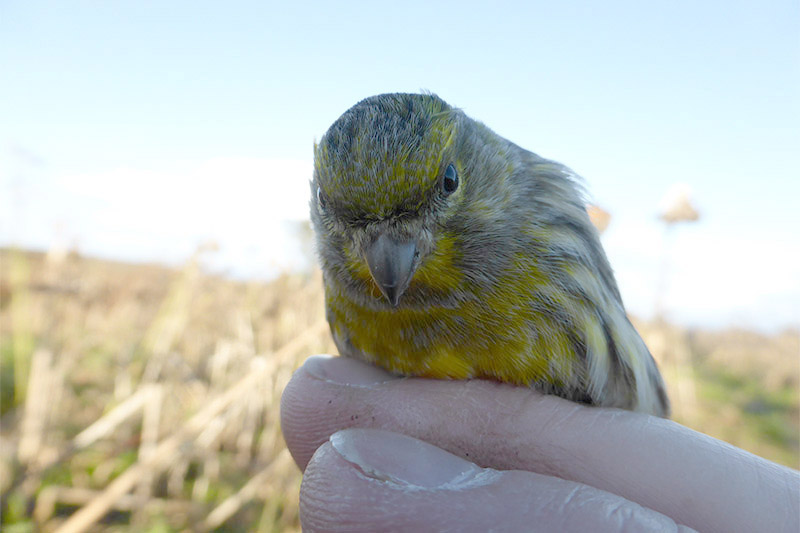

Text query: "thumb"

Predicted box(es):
[300, 428, 692, 532]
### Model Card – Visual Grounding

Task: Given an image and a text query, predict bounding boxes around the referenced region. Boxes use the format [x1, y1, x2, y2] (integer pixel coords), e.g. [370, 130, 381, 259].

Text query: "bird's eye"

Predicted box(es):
[317, 186, 327, 210]
[442, 164, 459, 196]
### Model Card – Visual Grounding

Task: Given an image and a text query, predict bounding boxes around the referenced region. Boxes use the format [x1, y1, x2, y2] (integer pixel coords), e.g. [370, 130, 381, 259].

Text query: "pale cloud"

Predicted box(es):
[606, 222, 800, 331]
[3, 157, 315, 277]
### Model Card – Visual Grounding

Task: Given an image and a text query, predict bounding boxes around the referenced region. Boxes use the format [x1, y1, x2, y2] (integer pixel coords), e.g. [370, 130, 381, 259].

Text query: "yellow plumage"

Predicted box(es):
[311, 93, 669, 417]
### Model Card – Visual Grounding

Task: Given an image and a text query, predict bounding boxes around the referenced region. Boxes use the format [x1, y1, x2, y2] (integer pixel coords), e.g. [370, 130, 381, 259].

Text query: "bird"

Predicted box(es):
[310, 93, 669, 417]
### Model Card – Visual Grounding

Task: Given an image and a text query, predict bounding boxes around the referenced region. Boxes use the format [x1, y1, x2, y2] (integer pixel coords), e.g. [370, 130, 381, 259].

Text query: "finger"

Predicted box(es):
[281, 355, 800, 533]
[281, 354, 400, 469]
[300, 428, 692, 533]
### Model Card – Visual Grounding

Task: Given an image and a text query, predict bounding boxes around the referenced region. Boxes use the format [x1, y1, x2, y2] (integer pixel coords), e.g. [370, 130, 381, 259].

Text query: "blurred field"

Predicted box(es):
[1, 247, 798, 531]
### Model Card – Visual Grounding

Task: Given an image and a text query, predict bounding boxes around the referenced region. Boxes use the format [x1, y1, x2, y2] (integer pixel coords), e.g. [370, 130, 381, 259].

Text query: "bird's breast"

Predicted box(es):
[324, 280, 581, 387]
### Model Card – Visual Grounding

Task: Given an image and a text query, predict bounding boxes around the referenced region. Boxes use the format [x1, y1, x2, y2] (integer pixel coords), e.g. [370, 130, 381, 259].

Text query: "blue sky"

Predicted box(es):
[1, 1, 798, 331]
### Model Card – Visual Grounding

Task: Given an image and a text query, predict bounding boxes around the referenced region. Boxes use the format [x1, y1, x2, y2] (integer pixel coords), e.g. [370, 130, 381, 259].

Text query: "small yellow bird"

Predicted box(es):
[311, 93, 669, 417]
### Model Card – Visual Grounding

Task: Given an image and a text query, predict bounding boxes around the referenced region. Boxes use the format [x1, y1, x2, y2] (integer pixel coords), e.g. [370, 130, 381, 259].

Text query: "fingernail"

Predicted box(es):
[303, 355, 397, 386]
[330, 428, 496, 489]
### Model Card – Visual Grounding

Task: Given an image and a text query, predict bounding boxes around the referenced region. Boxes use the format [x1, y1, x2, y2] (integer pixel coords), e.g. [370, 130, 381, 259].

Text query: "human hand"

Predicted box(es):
[281, 356, 800, 532]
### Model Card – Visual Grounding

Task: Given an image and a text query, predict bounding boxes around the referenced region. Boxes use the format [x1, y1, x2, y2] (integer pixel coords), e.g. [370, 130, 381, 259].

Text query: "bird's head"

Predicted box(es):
[311, 93, 482, 308]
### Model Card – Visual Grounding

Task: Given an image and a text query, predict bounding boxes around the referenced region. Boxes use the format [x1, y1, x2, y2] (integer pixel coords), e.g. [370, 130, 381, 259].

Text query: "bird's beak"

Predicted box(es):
[364, 232, 418, 307]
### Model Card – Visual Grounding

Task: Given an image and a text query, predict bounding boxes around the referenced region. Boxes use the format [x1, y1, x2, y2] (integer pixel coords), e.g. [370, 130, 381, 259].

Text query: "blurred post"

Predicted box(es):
[656, 184, 700, 320]
[655, 184, 700, 423]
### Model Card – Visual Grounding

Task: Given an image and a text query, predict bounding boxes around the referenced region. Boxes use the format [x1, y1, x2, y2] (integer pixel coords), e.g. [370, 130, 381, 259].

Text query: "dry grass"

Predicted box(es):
[1, 248, 335, 532]
[1, 247, 798, 531]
